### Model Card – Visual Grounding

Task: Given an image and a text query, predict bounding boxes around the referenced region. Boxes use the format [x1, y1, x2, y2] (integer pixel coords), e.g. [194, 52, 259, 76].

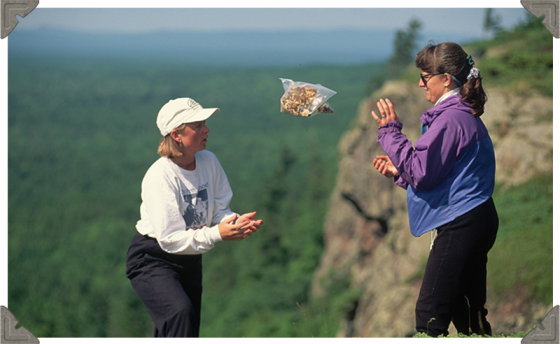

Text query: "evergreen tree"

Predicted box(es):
[389, 18, 423, 77]
[260, 146, 298, 265]
[483, 8, 503, 38]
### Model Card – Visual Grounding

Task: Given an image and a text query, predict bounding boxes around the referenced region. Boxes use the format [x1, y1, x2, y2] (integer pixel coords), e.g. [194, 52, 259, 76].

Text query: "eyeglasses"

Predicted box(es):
[420, 73, 443, 85]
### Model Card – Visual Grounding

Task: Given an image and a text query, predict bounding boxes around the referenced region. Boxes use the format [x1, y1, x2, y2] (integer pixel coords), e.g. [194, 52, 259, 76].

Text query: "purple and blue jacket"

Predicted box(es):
[377, 94, 496, 237]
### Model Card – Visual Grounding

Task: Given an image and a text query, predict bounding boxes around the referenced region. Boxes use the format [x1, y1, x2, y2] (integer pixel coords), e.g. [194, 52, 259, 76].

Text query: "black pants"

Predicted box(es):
[415, 198, 499, 337]
[126, 233, 203, 337]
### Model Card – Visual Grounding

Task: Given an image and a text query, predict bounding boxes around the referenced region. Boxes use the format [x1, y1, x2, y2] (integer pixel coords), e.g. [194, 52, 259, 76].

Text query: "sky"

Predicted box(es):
[6, 7, 530, 66]
[13, 8, 528, 37]
[0, 1, 558, 343]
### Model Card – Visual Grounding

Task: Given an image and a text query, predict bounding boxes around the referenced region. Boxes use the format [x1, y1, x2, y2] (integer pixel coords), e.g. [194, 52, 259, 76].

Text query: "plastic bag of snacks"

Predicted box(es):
[279, 78, 336, 117]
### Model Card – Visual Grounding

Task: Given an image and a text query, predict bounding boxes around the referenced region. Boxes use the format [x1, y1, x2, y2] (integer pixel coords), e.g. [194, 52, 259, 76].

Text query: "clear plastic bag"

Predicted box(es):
[279, 78, 336, 117]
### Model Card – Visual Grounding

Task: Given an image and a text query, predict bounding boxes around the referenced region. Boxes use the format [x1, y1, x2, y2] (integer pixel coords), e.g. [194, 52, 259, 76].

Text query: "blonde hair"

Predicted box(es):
[157, 123, 187, 158]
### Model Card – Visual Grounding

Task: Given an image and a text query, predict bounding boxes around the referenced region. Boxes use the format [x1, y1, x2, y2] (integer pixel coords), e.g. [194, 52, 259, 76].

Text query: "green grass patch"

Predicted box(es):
[488, 175, 553, 305]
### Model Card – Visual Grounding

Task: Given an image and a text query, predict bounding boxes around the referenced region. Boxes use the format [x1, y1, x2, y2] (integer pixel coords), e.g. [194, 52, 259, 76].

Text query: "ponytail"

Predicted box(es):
[460, 75, 487, 117]
[459, 58, 487, 117]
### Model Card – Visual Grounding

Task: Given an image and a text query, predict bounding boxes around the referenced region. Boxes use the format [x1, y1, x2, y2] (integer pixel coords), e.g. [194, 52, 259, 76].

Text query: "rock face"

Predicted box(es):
[310, 81, 553, 337]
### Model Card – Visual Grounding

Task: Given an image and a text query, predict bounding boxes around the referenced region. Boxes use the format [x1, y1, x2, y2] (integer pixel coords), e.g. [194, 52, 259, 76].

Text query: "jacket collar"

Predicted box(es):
[419, 94, 471, 127]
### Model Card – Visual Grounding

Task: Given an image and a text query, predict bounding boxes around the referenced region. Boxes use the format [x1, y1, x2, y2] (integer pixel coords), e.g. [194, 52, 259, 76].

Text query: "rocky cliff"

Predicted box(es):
[310, 81, 553, 337]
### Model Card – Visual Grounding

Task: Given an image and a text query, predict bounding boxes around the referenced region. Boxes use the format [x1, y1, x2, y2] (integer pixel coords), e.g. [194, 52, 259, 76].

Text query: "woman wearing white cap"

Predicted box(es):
[125, 97, 263, 337]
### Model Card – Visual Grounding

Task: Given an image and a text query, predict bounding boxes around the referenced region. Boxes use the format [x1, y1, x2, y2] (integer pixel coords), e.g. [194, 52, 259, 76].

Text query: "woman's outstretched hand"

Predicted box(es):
[371, 98, 399, 126]
[219, 212, 263, 241]
[373, 155, 399, 178]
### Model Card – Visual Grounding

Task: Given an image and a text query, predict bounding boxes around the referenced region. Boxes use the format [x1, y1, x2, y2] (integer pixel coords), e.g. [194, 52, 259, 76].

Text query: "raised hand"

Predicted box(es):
[371, 98, 399, 126]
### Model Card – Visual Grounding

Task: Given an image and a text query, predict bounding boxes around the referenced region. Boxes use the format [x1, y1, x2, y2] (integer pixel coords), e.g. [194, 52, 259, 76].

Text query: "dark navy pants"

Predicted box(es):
[126, 233, 203, 337]
[415, 197, 499, 337]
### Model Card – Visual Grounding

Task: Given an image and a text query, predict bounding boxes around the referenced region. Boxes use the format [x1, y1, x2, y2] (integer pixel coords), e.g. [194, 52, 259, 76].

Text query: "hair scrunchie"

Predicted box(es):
[467, 67, 481, 80]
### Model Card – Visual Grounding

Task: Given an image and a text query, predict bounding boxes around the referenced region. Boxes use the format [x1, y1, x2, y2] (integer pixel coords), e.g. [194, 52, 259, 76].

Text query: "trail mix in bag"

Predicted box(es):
[279, 78, 336, 117]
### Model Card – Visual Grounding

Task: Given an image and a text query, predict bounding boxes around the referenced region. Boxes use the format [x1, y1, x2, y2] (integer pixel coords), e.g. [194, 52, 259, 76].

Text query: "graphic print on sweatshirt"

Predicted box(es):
[182, 184, 209, 229]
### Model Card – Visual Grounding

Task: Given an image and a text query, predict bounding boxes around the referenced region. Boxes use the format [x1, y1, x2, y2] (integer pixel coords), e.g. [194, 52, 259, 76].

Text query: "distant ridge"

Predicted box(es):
[8, 28, 474, 66]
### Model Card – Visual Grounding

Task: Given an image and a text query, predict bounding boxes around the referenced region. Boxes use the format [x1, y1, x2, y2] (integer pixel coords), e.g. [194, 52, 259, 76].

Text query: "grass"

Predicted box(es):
[413, 328, 534, 338]
[489, 175, 553, 305]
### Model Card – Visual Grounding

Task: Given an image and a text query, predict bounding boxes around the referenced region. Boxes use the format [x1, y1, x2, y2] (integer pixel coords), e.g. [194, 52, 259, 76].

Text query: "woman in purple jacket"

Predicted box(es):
[371, 42, 499, 337]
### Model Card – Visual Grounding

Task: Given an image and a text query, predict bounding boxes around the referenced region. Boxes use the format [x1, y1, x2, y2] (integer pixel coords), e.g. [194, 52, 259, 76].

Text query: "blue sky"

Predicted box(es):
[16, 7, 527, 38]
[7, 5, 531, 66]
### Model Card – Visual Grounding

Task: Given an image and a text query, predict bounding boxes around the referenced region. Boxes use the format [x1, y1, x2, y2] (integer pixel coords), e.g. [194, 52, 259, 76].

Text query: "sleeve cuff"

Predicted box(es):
[377, 121, 403, 139]
[394, 175, 409, 189]
[209, 225, 224, 243]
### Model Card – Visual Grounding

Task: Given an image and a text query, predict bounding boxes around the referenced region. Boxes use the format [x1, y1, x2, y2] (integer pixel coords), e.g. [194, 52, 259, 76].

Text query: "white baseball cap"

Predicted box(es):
[156, 97, 220, 136]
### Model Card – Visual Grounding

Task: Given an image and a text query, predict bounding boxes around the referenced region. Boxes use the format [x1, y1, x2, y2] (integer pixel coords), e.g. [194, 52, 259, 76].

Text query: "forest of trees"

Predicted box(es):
[7, 55, 389, 336]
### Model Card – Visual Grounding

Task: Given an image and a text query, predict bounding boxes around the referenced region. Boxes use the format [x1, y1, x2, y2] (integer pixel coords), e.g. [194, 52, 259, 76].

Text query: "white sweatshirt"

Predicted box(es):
[136, 150, 235, 254]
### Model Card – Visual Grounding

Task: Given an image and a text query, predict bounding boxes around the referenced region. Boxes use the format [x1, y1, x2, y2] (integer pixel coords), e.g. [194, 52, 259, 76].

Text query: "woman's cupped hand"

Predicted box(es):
[219, 212, 263, 241]
[373, 155, 399, 178]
